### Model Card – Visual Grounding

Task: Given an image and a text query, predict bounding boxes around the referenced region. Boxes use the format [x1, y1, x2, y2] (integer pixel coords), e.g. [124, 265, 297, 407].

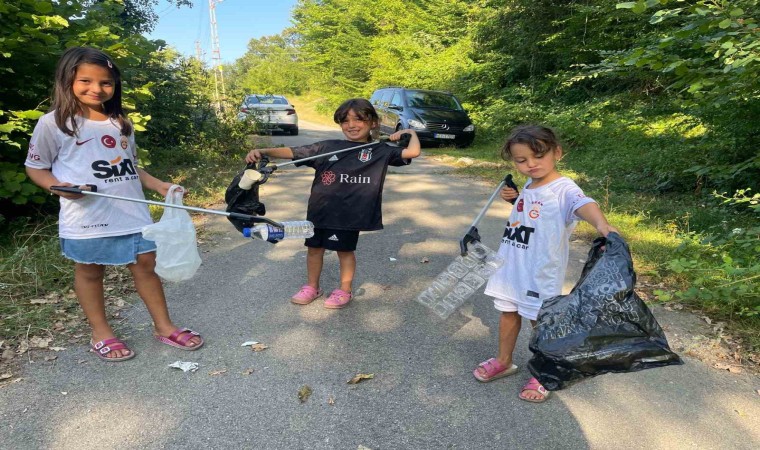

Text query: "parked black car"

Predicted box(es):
[369, 87, 475, 147]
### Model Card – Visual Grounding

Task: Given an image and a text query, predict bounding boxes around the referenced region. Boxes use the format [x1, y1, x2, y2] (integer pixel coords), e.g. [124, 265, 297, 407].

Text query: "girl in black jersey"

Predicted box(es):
[245, 99, 421, 308]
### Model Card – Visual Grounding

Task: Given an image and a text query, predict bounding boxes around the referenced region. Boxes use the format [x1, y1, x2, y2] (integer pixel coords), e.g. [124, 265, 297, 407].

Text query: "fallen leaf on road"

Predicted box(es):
[61, 392, 67, 395]
[420, 257, 429, 263]
[241, 341, 259, 347]
[728, 366, 742, 374]
[714, 363, 731, 370]
[0, 373, 11, 380]
[44, 355, 58, 362]
[348, 373, 374, 384]
[251, 343, 268, 352]
[30, 298, 58, 305]
[17, 341, 29, 354]
[209, 368, 227, 376]
[389, 257, 397, 261]
[327, 395, 335, 405]
[298, 385, 312, 403]
[50, 347, 66, 352]
[2, 349, 14, 361]
[756, 389, 760, 397]
[29, 336, 51, 349]
[702, 316, 712, 325]
[241, 368, 254, 375]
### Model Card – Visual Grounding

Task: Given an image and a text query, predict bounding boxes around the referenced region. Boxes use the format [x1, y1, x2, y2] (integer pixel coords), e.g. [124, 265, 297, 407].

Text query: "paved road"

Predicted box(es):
[2, 120, 758, 449]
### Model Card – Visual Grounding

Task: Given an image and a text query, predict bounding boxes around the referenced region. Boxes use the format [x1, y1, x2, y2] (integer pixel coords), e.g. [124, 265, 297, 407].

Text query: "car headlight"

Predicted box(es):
[408, 119, 425, 130]
[464, 124, 475, 132]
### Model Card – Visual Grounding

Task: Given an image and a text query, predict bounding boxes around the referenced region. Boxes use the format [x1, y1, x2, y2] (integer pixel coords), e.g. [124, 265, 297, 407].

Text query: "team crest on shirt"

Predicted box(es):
[358, 148, 372, 162]
[516, 198, 524, 212]
[120, 135, 129, 150]
[528, 201, 544, 219]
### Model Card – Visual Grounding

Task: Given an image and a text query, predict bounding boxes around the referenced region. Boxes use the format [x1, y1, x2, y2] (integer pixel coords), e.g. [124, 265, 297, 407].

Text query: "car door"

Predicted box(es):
[378, 89, 395, 134]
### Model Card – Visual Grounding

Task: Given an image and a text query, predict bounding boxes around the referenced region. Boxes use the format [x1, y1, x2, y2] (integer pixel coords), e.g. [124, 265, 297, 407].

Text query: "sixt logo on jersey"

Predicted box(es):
[502, 221, 535, 249]
[91, 155, 137, 181]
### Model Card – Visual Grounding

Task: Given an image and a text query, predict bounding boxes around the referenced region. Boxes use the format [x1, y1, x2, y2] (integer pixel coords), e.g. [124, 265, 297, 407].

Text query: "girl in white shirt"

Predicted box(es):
[473, 125, 618, 403]
[25, 47, 203, 362]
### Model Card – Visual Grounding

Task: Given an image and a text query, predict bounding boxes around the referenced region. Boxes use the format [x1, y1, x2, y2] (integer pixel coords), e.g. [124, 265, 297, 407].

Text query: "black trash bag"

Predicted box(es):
[225, 162, 266, 233]
[528, 232, 682, 391]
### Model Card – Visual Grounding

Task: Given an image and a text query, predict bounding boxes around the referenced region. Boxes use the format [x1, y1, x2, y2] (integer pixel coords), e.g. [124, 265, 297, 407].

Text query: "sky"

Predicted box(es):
[146, 0, 299, 64]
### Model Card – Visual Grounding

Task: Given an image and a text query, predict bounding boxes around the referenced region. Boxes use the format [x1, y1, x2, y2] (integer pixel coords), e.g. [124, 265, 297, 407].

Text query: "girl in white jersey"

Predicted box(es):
[473, 125, 618, 403]
[25, 47, 203, 362]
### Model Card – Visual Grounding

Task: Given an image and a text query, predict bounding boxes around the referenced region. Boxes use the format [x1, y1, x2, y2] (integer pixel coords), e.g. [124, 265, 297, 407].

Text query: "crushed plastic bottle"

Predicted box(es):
[243, 220, 314, 243]
[416, 242, 503, 319]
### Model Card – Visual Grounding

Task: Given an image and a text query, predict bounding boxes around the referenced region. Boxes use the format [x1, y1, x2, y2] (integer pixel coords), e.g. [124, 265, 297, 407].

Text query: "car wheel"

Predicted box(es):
[290, 127, 299, 136]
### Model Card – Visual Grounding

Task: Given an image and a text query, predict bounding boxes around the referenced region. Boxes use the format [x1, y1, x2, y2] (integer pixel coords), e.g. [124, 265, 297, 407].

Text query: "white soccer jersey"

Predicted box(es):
[484, 177, 596, 311]
[25, 112, 152, 239]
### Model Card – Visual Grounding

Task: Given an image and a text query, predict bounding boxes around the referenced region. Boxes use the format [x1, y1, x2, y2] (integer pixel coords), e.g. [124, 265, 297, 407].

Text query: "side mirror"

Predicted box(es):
[389, 105, 403, 111]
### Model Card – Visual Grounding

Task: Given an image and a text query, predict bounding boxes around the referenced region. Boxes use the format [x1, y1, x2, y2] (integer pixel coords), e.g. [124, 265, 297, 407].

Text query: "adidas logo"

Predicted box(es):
[328, 234, 339, 241]
[328, 155, 339, 161]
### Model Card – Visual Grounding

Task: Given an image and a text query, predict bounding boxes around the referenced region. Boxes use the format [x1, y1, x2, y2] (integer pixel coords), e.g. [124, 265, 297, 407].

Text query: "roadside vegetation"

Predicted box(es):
[1, 0, 758, 369]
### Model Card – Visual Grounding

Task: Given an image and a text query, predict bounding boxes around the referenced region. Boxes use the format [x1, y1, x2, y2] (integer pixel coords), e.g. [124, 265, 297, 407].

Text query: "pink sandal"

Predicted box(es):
[473, 358, 518, 382]
[324, 289, 352, 309]
[155, 327, 204, 351]
[90, 338, 135, 362]
[291, 285, 323, 305]
[519, 377, 551, 403]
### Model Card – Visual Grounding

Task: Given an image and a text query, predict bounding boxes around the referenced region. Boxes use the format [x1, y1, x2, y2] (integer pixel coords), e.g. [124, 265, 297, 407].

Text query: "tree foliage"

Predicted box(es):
[0, 0, 220, 221]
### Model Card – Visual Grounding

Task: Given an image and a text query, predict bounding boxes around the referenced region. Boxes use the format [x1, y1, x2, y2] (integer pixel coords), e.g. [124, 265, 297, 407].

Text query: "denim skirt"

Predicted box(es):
[60, 233, 157, 265]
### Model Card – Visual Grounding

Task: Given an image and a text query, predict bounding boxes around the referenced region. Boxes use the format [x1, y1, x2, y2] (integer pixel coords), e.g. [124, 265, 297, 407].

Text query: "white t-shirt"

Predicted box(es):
[484, 176, 596, 309]
[25, 112, 153, 239]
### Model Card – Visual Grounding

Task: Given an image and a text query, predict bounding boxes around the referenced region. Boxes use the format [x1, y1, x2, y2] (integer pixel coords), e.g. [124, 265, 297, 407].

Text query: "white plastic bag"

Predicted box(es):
[141, 185, 201, 281]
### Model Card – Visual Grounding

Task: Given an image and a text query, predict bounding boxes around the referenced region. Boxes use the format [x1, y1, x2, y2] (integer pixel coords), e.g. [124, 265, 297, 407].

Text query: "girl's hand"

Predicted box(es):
[389, 129, 416, 141]
[245, 149, 264, 164]
[597, 224, 619, 237]
[51, 182, 85, 200]
[500, 187, 519, 203]
[156, 182, 185, 198]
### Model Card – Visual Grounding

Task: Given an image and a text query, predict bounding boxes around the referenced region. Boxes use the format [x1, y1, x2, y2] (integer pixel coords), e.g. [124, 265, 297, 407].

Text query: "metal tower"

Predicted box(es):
[209, 0, 226, 110]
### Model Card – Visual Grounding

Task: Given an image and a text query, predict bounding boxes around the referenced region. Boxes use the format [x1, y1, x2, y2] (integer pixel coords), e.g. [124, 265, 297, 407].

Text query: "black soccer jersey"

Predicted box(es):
[291, 140, 410, 231]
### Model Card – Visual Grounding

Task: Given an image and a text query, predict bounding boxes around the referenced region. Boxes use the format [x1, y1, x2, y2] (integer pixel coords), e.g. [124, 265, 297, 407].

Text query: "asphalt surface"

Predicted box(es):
[1, 120, 758, 449]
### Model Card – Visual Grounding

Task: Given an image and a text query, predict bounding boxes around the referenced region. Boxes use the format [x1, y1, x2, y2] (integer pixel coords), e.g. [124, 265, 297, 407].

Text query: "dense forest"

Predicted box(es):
[1, 0, 758, 346]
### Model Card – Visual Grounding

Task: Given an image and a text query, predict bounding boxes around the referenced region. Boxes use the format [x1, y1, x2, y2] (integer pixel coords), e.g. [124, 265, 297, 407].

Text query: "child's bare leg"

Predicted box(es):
[520, 319, 547, 401]
[128, 252, 200, 347]
[496, 311, 522, 367]
[306, 247, 325, 289]
[336, 250, 356, 292]
[75, 263, 129, 358]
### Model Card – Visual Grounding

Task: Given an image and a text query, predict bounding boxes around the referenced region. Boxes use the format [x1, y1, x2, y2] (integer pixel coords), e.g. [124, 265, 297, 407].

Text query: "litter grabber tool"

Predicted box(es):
[252, 133, 412, 185]
[417, 173, 519, 319]
[459, 173, 518, 256]
[49, 184, 284, 228]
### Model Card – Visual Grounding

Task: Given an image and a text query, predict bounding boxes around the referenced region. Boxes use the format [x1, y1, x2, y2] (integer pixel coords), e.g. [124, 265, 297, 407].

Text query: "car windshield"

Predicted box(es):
[246, 95, 289, 106]
[405, 91, 462, 110]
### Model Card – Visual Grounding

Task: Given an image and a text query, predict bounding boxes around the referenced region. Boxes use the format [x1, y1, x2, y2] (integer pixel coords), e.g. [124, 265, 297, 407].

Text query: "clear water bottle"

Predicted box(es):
[416, 242, 504, 319]
[243, 220, 314, 243]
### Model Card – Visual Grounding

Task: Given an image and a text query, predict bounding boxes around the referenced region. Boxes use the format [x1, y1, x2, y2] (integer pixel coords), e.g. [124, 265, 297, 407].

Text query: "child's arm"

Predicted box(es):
[137, 168, 175, 197]
[391, 129, 421, 159]
[575, 203, 619, 237]
[245, 146, 295, 164]
[25, 167, 84, 200]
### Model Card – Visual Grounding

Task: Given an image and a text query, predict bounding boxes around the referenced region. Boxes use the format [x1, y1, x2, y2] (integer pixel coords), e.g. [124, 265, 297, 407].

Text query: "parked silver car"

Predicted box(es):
[237, 94, 298, 135]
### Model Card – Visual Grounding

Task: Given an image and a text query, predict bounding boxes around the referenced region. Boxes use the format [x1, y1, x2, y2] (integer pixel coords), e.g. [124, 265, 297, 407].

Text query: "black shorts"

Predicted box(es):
[305, 228, 360, 252]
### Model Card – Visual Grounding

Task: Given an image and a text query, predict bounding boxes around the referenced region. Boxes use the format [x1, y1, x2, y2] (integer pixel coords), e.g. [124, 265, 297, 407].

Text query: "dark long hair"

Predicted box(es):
[501, 125, 561, 160]
[51, 47, 132, 137]
[333, 98, 379, 141]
